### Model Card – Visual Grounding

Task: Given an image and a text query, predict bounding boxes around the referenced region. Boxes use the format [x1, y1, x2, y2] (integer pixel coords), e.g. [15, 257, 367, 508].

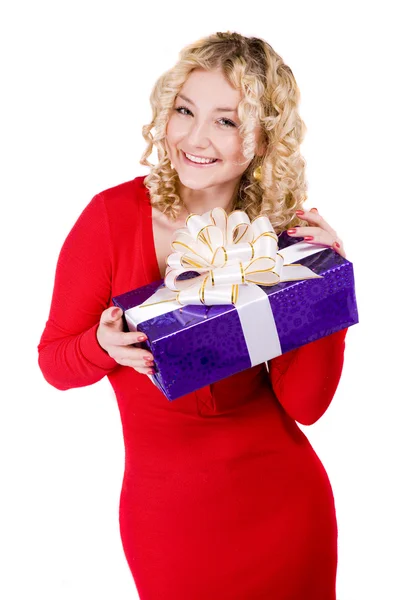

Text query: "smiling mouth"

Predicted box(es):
[181, 150, 220, 164]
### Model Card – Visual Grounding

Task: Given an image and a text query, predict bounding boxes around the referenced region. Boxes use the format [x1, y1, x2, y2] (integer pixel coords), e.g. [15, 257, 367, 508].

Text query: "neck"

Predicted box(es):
[177, 178, 241, 218]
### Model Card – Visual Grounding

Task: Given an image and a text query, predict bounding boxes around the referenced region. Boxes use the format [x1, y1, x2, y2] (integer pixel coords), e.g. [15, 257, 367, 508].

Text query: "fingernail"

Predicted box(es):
[304, 236, 314, 241]
[138, 335, 147, 341]
[334, 241, 340, 248]
[111, 308, 120, 319]
[287, 228, 297, 234]
[295, 210, 304, 215]
[310, 207, 318, 213]
[147, 369, 155, 375]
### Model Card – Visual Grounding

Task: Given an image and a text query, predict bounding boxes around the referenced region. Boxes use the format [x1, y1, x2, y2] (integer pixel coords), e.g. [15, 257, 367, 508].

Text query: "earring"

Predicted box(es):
[253, 165, 262, 181]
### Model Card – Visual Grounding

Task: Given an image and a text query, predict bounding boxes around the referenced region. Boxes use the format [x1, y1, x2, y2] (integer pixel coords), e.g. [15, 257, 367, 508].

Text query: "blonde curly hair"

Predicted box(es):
[140, 31, 309, 234]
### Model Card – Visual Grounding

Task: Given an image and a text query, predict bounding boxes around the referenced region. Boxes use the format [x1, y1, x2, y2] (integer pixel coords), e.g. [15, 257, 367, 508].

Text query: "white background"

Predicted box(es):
[1, 1, 399, 599]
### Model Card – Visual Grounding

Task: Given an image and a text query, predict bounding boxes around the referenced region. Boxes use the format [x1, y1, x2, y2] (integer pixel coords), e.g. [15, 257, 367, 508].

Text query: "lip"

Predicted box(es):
[180, 150, 221, 167]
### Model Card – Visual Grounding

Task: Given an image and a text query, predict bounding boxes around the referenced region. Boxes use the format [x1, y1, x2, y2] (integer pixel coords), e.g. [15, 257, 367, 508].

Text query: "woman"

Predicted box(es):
[38, 31, 348, 599]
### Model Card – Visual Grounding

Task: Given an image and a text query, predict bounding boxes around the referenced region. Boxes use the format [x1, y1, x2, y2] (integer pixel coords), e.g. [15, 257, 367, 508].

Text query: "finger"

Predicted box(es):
[117, 359, 155, 374]
[100, 306, 123, 325]
[295, 210, 337, 238]
[287, 226, 325, 238]
[291, 231, 347, 257]
[287, 227, 345, 251]
[107, 345, 154, 363]
[332, 241, 347, 259]
[288, 221, 347, 257]
[104, 330, 149, 347]
[134, 366, 155, 375]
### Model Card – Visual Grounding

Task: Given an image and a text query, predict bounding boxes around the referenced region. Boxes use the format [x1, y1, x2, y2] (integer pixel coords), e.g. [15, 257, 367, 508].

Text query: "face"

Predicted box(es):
[165, 68, 265, 192]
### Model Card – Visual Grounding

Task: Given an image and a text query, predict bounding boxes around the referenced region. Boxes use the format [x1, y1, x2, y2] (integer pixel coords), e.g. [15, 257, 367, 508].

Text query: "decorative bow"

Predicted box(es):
[161, 207, 323, 306]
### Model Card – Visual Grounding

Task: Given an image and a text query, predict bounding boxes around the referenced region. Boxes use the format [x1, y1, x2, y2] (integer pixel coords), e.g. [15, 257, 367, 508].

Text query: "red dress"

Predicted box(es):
[38, 176, 348, 600]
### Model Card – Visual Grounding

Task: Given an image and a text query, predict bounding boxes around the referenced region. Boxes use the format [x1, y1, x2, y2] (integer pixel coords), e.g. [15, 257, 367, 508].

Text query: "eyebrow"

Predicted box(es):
[177, 93, 238, 113]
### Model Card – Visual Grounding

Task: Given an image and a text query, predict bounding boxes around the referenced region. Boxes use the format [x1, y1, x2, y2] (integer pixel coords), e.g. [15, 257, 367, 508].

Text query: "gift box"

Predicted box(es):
[112, 209, 359, 401]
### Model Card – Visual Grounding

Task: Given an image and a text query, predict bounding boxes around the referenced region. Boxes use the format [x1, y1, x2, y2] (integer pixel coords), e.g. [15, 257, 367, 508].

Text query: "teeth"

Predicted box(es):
[184, 152, 217, 164]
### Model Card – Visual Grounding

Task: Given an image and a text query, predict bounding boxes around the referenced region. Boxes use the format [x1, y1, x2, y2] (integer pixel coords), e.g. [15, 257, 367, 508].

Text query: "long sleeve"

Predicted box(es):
[38, 193, 117, 391]
[267, 327, 348, 426]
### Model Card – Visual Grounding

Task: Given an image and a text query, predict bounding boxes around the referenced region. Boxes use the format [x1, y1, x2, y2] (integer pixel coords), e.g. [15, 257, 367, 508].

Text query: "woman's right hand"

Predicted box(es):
[96, 306, 154, 375]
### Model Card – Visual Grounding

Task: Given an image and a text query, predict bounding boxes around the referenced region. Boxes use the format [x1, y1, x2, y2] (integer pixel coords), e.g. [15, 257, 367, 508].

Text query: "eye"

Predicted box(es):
[174, 106, 237, 128]
[219, 117, 237, 128]
[175, 106, 192, 117]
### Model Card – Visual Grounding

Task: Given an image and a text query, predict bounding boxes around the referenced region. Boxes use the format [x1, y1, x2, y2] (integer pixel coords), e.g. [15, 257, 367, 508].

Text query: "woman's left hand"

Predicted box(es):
[287, 207, 346, 259]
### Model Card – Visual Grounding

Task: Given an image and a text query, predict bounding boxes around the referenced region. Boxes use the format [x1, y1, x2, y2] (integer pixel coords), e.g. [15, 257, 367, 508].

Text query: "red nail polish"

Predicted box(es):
[304, 236, 314, 241]
[334, 242, 340, 248]
[295, 210, 304, 215]
[287, 228, 297, 234]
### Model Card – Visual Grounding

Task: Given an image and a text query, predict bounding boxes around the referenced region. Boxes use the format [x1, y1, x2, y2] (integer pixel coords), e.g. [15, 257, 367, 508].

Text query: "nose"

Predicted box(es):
[185, 119, 212, 150]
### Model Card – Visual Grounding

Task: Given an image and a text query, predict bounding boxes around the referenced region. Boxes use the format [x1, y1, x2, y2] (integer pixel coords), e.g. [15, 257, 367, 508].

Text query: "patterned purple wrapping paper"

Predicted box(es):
[112, 232, 359, 401]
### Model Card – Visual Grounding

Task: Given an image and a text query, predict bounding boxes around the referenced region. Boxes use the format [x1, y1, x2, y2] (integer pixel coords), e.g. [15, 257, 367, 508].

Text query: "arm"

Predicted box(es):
[37, 193, 118, 391]
[267, 327, 348, 425]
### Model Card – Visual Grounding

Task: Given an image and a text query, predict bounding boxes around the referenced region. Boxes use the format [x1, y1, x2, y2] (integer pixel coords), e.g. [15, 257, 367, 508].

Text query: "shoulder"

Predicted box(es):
[84, 175, 150, 245]
[86, 175, 150, 233]
[95, 175, 149, 211]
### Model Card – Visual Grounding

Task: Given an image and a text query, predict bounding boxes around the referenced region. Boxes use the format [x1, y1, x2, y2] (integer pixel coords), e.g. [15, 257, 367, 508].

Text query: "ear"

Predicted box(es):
[255, 136, 268, 157]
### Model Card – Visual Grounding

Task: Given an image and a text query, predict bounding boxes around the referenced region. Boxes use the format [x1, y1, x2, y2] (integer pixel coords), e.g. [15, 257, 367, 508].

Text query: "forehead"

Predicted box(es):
[177, 69, 241, 112]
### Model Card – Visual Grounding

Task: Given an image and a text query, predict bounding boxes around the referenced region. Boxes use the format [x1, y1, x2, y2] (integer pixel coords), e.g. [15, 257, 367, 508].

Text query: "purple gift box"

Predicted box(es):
[112, 232, 359, 401]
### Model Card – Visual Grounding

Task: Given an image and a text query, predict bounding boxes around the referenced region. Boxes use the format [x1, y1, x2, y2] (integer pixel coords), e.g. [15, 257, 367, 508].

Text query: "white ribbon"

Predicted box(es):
[163, 207, 324, 305]
[124, 207, 331, 373]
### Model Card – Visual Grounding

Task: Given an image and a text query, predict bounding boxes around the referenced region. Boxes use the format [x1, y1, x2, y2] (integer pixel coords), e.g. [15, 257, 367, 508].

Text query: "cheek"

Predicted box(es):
[166, 115, 187, 143]
[221, 133, 242, 153]
[223, 139, 246, 165]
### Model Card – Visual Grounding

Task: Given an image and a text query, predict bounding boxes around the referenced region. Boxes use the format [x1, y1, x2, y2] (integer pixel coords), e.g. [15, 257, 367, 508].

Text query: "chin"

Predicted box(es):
[177, 175, 214, 189]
